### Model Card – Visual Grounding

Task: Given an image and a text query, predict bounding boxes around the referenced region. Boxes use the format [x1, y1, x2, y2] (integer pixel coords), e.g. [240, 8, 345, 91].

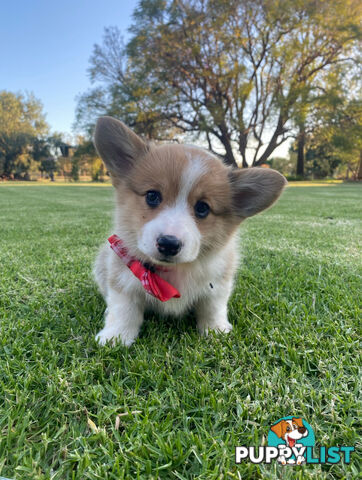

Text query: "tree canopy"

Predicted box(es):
[0, 91, 49, 179]
[76, 0, 361, 168]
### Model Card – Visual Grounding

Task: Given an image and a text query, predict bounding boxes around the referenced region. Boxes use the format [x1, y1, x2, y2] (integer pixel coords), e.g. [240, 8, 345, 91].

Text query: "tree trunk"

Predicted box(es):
[239, 132, 248, 168]
[218, 127, 238, 168]
[253, 115, 285, 166]
[357, 150, 362, 180]
[4, 155, 11, 178]
[222, 150, 237, 167]
[296, 127, 305, 177]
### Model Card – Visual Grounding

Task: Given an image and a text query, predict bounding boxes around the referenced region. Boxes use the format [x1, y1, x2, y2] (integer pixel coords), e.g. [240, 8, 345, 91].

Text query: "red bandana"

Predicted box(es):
[108, 234, 181, 302]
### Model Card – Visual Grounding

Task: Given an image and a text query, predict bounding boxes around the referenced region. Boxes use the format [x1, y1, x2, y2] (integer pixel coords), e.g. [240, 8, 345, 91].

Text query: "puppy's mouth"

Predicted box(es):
[150, 253, 200, 266]
[159, 257, 176, 264]
[286, 436, 296, 448]
[150, 255, 179, 266]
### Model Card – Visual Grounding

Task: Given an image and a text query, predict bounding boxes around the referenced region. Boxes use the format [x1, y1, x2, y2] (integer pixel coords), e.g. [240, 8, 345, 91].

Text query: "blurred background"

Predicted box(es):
[1, 0, 361, 182]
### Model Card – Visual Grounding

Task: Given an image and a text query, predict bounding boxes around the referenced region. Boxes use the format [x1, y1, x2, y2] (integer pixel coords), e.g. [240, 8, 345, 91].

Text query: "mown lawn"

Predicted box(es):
[0, 184, 360, 480]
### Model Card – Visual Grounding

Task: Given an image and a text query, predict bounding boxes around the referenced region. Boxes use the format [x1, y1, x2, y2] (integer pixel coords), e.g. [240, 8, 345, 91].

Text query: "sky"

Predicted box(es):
[1, 0, 137, 135]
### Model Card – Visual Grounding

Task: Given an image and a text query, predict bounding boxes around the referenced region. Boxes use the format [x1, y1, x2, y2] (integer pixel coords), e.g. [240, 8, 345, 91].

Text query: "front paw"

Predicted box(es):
[95, 327, 119, 346]
[95, 326, 138, 347]
[198, 320, 233, 336]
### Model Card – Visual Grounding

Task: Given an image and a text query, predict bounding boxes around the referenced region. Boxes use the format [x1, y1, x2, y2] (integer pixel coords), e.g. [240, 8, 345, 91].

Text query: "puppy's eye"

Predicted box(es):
[286, 426, 291, 432]
[194, 200, 210, 219]
[146, 190, 162, 208]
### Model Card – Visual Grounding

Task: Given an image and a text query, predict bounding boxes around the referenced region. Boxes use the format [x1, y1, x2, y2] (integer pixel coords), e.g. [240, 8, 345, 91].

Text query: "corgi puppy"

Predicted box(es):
[93, 116, 286, 346]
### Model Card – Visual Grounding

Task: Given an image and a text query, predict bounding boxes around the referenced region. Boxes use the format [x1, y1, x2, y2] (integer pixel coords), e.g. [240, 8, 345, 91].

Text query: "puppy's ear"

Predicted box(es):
[229, 167, 287, 218]
[94, 116, 148, 182]
[292, 417, 304, 428]
[271, 420, 286, 438]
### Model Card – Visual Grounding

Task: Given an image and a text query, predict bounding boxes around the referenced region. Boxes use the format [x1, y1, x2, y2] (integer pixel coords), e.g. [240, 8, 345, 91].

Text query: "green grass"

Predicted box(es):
[0, 184, 361, 479]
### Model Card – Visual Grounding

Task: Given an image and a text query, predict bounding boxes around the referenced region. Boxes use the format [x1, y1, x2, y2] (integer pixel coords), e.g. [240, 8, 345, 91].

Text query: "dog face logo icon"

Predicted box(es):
[268, 416, 315, 465]
[271, 417, 308, 448]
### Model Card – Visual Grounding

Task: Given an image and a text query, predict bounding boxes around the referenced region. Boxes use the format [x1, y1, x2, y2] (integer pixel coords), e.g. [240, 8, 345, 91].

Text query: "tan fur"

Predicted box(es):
[129, 144, 190, 199]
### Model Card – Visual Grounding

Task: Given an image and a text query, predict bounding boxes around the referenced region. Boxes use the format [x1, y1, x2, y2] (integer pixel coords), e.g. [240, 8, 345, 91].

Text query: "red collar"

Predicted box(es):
[108, 234, 181, 302]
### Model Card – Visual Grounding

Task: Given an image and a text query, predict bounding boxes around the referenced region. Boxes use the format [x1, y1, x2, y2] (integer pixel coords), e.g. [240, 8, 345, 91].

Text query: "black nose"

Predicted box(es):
[157, 235, 182, 256]
[298, 427, 307, 434]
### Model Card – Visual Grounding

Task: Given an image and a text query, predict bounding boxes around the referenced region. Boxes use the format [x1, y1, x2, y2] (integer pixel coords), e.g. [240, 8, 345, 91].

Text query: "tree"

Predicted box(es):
[0, 91, 48, 179]
[76, 0, 361, 168]
[34, 136, 57, 180]
[39, 156, 57, 181]
[267, 156, 294, 177]
[308, 97, 362, 179]
[75, 27, 177, 142]
[72, 138, 106, 181]
[288, 50, 361, 177]
[288, 60, 362, 179]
